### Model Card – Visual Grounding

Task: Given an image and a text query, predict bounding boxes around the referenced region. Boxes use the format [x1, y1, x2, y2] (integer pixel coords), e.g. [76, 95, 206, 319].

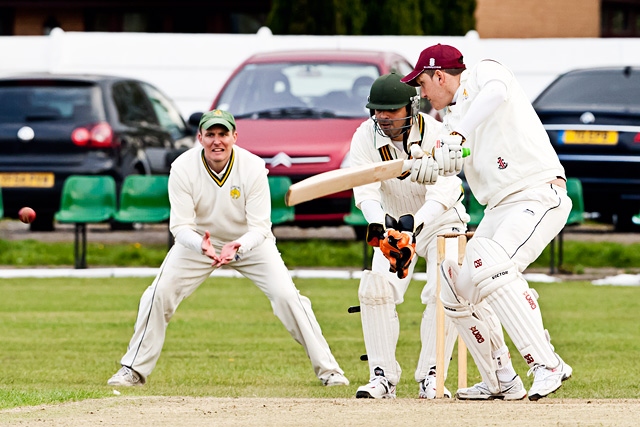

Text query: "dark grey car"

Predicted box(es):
[0, 73, 194, 230]
[532, 66, 640, 231]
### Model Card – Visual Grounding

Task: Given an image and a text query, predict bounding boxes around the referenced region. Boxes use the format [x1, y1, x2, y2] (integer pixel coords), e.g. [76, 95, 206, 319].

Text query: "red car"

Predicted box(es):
[203, 49, 415, 228]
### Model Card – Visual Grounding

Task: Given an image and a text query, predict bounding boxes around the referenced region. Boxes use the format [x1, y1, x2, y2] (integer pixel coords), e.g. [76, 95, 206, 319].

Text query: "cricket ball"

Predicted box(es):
[18, 207, 36, 224]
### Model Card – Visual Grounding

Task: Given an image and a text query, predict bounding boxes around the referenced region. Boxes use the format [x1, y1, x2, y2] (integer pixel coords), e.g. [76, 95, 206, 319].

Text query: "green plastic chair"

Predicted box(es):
[114, 176, 170, 223]
[55, 175, 117, 269]
[268, 176, 295, 225]
[344, 196, 371, 269]
[0, 188, 3, 218]
[549, 178, 585, 273]
[114, 175, 172, 248]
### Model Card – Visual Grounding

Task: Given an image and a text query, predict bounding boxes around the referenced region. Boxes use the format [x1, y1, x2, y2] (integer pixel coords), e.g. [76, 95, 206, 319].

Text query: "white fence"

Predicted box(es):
[2, 28, 640, 117]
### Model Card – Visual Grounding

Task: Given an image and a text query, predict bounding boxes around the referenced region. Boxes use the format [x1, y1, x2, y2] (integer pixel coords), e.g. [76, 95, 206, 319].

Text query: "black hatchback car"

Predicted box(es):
[532, 66, 640, 231]
[0, 73, 194, 231]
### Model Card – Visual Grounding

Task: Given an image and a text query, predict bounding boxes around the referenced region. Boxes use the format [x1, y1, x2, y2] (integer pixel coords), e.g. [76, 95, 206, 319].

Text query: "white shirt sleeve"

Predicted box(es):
[455, 61, 509, 138]
[360, 199, 385, 224]
[175, 228, 203, 253]
[414, 199, 446, 229]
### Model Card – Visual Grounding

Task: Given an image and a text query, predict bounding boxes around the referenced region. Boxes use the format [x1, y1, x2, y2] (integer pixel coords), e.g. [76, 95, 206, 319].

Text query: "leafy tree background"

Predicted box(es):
[267, 0, 476, 35]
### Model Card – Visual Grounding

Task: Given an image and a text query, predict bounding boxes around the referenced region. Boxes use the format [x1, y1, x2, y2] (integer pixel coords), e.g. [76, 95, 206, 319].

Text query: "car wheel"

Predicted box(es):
[29, 212, 55, 232]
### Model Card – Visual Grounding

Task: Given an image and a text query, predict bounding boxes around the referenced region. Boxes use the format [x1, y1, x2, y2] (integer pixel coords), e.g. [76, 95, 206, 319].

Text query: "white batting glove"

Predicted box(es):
[410, 156, 438, 185]
[433, 133, 464, 176]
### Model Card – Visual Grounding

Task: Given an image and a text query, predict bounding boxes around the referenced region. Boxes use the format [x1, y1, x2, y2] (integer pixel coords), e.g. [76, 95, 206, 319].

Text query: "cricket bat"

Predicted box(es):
[285, 159, 411, 206]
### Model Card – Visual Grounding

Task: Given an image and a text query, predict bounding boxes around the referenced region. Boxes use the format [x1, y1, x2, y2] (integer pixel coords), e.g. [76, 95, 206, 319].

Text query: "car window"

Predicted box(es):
[140, 82, 188, 139]
[535, 68, 640, 111]
[112, 81, 159, 125]
[217, 62, 380, 118]
[0, 82, 102, 123]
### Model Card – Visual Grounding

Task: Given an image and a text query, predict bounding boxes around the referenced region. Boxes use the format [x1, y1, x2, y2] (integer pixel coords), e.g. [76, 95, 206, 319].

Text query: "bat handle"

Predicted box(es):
[402, 159, 415, 173]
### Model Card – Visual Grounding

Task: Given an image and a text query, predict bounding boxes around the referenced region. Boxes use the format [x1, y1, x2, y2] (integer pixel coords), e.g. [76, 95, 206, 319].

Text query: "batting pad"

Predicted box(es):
[440, 259, 501, 393]
[470, 237, 558, 368]
[358, 270, 401, 384]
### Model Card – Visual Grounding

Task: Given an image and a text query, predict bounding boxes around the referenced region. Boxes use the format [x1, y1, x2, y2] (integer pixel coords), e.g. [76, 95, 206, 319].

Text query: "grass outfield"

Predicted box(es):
[0, 276, 638, 410]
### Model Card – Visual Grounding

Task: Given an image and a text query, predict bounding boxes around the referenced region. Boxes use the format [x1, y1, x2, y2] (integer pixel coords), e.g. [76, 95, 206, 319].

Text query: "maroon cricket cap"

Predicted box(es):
[401, 44, 466, 87]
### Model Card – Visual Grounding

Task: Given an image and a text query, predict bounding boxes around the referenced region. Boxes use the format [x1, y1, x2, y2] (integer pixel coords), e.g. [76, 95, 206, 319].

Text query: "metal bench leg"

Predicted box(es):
[74, 223, 88, 269]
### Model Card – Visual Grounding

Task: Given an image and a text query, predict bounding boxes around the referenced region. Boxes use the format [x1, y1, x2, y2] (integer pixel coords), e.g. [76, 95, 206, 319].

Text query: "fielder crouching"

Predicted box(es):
[107, 109, 348, 388]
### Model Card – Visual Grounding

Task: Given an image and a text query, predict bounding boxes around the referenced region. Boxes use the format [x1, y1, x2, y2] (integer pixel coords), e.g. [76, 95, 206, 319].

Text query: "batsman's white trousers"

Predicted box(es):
[456, 182, 571, 304]
[119, 238, 344, 382]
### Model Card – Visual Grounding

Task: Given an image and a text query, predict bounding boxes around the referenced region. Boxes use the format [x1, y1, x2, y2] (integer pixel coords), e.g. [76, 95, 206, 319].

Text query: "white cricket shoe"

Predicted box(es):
[356, 376, 396, 399]
[455, 375, 527, 400]
[527, 355, 572, 401]
[418, 373, 451, 399]
[323, 372, 350, 386]
[107, 366, 145, 387]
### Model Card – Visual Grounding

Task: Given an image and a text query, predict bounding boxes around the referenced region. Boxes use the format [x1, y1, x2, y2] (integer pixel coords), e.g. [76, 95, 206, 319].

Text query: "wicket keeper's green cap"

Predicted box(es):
[199, 109, 236, 131]
[366, 72, 417, 110]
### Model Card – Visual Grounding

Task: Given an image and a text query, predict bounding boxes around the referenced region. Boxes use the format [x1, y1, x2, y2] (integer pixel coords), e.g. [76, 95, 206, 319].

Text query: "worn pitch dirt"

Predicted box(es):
[1, 397, 640, 426]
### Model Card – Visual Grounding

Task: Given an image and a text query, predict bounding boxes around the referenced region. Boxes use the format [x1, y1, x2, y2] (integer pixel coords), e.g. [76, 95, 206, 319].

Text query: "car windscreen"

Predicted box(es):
[216, 62, 379, 118]
[0, 81, 103, 123]
[534, 68, 640, 112]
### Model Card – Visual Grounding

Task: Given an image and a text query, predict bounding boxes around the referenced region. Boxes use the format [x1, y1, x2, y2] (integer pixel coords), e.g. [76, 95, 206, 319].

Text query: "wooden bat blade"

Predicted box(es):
[285, 159, 407, 206]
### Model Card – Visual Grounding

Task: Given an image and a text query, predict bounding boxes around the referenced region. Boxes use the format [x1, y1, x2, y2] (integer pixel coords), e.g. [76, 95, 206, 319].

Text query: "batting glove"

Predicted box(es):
[433, 133, 465, 176]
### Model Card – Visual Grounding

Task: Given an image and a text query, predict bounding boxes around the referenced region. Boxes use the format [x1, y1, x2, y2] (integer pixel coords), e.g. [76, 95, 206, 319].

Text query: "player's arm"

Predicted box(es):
[453, 60, 510, 139]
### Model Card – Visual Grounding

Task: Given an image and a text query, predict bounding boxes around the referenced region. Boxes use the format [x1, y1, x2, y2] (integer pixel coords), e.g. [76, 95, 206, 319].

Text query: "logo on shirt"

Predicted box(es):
[497, 157, 508, 170]
[462, 89, 469, 100]
[230, 186, 241, 199]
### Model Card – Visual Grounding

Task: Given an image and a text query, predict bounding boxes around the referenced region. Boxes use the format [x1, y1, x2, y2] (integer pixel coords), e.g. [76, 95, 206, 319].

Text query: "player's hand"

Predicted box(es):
[378, 214, 422, 279]
[410, 156, 438, 185]
[201, 230, 217, 259]
[212, 242, 241, 267]
[433, 133, 465, 176]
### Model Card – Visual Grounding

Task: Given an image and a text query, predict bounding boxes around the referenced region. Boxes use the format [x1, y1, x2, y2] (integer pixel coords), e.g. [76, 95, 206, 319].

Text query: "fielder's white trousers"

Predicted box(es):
[119, 238, 344, 382]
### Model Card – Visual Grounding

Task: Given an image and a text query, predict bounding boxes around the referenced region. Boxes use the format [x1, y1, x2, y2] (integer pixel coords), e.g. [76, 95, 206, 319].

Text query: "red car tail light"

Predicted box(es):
[71, 122, 114, 148]
[634, 133, 640, 143]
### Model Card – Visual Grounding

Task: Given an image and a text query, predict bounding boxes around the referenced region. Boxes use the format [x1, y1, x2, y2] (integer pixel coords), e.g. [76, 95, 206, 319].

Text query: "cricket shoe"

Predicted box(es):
[455, 375, 527, 400]
[527, 355, 572, 401]
[419, 372, 451, 399]
[107, 366, 146, 387]
[323, 372, 350, 386]
[356, 376, 396, 399]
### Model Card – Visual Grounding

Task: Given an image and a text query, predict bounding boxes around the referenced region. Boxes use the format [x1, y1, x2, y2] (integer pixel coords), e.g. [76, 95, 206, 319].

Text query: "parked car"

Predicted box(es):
[532, 66, 640, 231]
[192, 49, 416, 229]
[0, 73, 194, 231]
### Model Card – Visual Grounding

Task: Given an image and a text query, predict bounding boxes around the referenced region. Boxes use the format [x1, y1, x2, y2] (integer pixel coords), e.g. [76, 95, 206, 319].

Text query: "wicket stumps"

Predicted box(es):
[435, 231, 474, 398]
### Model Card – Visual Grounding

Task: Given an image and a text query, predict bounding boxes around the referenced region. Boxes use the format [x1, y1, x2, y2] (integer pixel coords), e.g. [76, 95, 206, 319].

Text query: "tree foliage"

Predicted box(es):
[266, 0, 476, 36]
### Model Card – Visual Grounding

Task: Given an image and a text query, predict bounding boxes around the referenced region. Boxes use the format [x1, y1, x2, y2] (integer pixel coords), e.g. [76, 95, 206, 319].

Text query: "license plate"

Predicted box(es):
[0, 172, 55, 188]
[561, 130, 618, 145]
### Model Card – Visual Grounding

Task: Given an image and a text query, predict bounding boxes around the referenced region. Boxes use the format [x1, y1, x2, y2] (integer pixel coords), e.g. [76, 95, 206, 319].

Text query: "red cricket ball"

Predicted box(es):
[18, 207, 36, 224]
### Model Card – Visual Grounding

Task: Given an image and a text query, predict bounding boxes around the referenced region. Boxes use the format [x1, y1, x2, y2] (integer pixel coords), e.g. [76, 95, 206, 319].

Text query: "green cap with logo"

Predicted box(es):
[199, 109, 236, 131]
[366, 72, 418, 110]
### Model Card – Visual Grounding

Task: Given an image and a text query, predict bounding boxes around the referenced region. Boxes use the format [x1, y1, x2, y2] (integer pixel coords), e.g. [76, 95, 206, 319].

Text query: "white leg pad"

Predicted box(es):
[470, 237, 558, 368]
[359, 270, 401, 384]
[414, 296, 457, 382]
[440, 259, 501, 393]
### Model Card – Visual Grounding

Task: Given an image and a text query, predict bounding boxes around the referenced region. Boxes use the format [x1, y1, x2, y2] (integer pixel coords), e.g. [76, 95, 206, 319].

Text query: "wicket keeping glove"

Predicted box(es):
[378, 214, 424, 279]
[433, 132, 465, 176]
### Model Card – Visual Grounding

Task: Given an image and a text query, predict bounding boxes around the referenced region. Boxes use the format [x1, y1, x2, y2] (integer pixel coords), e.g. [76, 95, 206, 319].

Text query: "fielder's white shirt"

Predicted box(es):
[350, 112, 464, 219]
[169, 145, 273, 253]
[442, 60, 566, 208]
